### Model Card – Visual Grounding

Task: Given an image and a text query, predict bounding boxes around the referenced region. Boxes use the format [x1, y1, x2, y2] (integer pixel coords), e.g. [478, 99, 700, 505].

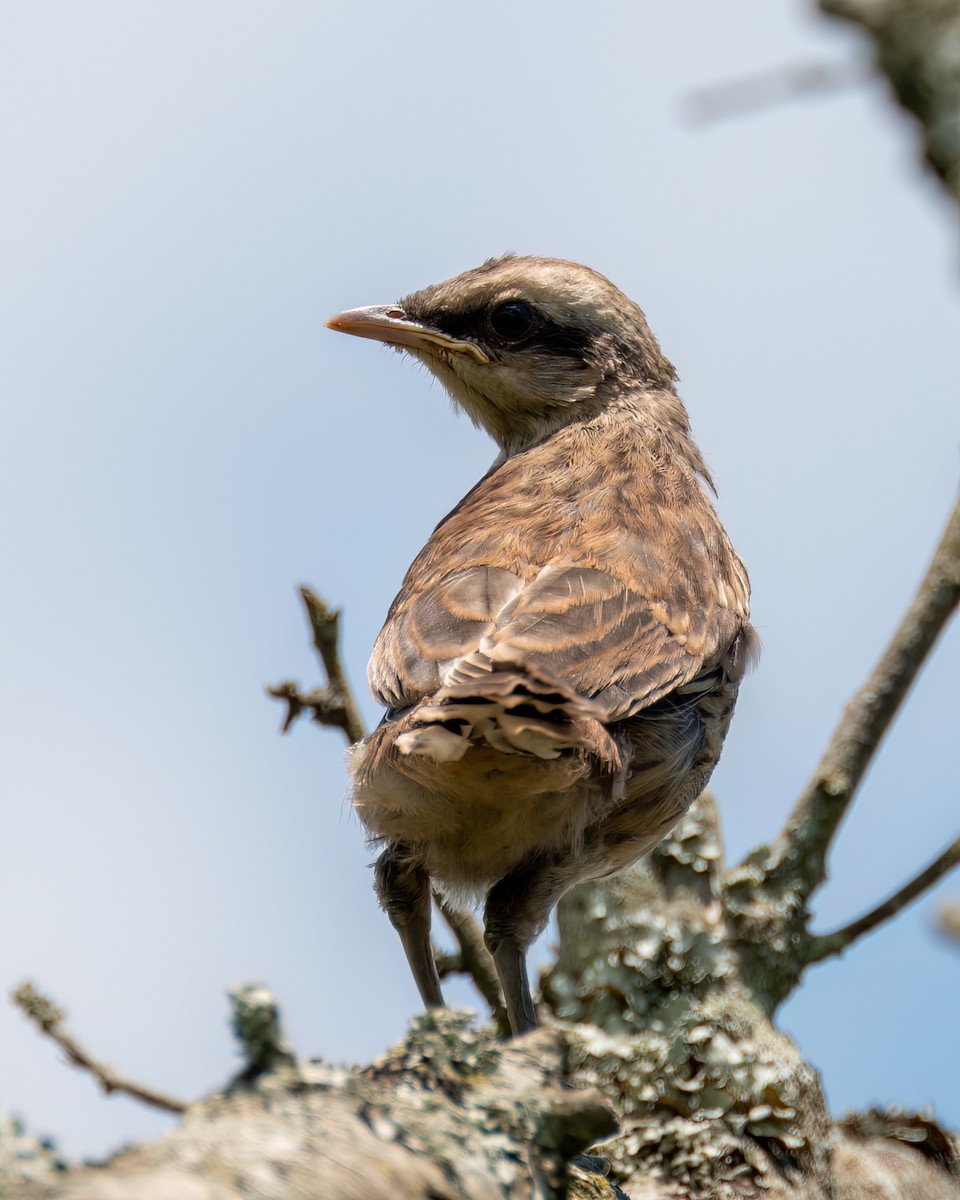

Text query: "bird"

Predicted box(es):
[325, 255, 756, 1035]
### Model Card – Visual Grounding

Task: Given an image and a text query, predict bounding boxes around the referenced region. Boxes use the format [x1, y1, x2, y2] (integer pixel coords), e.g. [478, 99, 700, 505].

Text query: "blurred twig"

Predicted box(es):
[683, 57, 871, 124]
[938, 902, 960, 945]
[13, 982, 187, 1114]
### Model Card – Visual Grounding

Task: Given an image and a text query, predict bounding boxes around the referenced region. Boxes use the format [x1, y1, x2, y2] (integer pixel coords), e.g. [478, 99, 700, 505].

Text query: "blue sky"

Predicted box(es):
[2, 0, 958, 1160]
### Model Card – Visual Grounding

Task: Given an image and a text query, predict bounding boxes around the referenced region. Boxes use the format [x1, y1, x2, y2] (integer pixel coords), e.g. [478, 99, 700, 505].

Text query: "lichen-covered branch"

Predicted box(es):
[545, 798, 835, 1197]
[11, 970, 960, 1200]
[12, 982, 187, 1116]
[267, 587, 366, 744]
[724, 494, 960, 1010]
[7, 1011, 621, 1200]
[760, 494, 960, 901]
[821, 0, 960, 205]
[804, 835, 960, 964]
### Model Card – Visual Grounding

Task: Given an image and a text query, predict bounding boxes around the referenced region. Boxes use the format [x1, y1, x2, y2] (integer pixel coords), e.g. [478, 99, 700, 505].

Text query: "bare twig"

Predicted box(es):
[270, 592, 510, 1030]
[434, 894, 510, 1037]
[434, 949, 464, 978]
[267, 587, 367, 745]
[804, 835, 960, 963]
[683, 58, 871, 124]
[759, 493, 960, 899]
[13, 982, 187, 1114]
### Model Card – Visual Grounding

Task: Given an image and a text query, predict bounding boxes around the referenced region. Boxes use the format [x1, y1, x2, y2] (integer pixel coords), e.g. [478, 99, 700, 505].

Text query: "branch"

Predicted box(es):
[434, 949, 464, 977]
[6, 1015, 623, 1200]
[821, 0, 960, 206]
[434, 894, 511, 1038]
[804, 835, 960, 964]
[683, 57, 871, 124]
[12, 982, 187, 1115]
[267, 587, 367, 745]
[760, 493, 960, 898]
[270, 595, 511, 1032]
[268, 593, 514, 1034]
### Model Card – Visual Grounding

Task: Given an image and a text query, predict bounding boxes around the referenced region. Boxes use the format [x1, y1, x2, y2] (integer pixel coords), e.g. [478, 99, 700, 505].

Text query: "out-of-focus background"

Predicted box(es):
[2, 0, 957, 1161]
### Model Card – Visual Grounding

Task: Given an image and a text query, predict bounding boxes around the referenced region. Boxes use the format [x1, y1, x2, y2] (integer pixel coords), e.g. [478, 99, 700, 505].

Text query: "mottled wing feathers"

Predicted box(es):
[372, 565, 522, 708]
[368, 420, 750, 720]
[371, 561, 737, 720]
[491, 564, 700, 715]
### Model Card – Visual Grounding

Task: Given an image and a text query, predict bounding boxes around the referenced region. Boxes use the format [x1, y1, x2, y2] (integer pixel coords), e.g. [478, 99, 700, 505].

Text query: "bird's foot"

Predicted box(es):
[571, 1154, 631, 1198]
[572, 1154, 609, 1175]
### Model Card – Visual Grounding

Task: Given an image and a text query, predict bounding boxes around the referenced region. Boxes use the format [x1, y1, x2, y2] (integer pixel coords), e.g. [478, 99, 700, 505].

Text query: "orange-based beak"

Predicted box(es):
[325, 305, 489, 364]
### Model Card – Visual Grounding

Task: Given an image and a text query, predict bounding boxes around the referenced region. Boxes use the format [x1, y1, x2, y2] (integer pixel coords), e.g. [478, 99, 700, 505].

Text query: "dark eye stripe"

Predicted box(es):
[531, 323, 592, 358]
[429, 305, 592, 361]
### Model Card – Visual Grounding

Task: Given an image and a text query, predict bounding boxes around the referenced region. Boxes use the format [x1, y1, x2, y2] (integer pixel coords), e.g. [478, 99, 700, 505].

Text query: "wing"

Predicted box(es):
[368, 424, 751, 719]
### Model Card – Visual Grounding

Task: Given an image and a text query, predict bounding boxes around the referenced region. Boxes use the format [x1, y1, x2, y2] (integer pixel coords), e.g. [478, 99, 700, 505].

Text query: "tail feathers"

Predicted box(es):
[393, 657, 610, 763]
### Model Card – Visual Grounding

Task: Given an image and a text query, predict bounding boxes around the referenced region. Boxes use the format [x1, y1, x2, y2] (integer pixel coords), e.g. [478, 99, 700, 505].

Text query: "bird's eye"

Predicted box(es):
[489, 300, 535, 341]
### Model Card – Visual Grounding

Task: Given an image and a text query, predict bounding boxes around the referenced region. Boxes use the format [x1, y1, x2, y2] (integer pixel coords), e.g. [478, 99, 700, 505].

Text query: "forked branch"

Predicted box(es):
[759, 494, 960, 899]
[267, 586, 366, 744]
[274, 588, 511, 1032]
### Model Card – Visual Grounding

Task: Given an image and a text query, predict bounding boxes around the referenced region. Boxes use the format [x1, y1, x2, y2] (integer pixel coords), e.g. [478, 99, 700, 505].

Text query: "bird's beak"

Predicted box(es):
[324, 305, 489, 364]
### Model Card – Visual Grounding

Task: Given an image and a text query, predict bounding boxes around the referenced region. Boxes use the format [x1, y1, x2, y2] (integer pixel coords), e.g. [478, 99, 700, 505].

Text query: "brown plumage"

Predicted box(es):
[326, 255, 756, 1034]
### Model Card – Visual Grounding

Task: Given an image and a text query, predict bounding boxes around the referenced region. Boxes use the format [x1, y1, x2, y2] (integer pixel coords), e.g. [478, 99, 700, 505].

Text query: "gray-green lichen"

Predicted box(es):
[6, 1011, 618, 1200]
[356, 1010, 617, 1198]
[822, 0, 960, 201]
[542, 799, 833, 1198]
[229, 984, 297, 1077]
[0, 1115, 64, 1190]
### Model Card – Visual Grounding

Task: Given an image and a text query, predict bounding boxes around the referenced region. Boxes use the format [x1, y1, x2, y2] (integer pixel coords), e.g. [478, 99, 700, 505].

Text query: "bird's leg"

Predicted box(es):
[489, 935, 538, 1034]
[484, 857, 571, 1036]
[374, 843, 443, 1011]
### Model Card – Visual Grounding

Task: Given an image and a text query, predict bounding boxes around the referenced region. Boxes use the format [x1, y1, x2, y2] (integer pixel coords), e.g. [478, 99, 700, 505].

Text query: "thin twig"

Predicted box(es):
[804, 836, 960, 963]
[271, 592, 511, 1030]
[13, 982, 187, 1114]
[683, 58, 872, 124]
[267, 587, 367, 745]
[434, 894, 511, 1037]
[759, 494, 960, 898]
[434, 949, 464, 978]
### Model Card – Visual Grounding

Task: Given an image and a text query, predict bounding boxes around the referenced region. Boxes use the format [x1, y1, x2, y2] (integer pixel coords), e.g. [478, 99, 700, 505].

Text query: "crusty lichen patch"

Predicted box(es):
[0, 1114, 64, 1191]
[355, 1010, 618, 1199]
[542, 799, 833, 1198]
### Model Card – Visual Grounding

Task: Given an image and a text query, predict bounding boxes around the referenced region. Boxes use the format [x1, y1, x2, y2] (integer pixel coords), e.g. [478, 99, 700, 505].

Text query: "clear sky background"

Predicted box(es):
[2, 0, 958, 1163]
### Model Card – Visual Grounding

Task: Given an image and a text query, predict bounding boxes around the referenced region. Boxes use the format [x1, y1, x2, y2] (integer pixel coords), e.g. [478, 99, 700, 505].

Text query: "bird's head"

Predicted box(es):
[326, 255, 678, 454]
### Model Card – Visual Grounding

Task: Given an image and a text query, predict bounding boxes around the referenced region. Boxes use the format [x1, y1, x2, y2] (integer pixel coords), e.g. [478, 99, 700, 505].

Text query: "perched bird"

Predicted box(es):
[326, 256, 755, 1035]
